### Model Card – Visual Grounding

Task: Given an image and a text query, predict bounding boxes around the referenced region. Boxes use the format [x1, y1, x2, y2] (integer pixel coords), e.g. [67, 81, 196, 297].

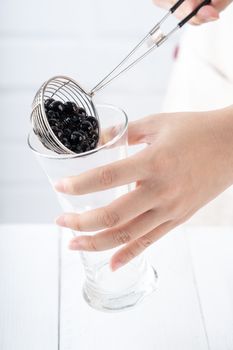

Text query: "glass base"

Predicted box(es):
[82, 261, 158, 312]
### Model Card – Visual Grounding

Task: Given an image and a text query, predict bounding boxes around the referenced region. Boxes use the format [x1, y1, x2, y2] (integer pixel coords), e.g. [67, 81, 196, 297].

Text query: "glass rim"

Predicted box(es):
[27, 103, 128, 160]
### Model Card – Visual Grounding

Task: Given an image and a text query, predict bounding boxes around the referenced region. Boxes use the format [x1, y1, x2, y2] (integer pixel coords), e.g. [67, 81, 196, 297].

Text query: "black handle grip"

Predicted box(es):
[178, 0, 211, 27]
[170, 0, 186, 13]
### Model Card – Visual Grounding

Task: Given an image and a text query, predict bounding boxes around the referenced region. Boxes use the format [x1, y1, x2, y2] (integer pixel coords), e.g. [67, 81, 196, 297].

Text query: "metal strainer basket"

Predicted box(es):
[31, 0, 210, 154]
[31, 76, 98, 154]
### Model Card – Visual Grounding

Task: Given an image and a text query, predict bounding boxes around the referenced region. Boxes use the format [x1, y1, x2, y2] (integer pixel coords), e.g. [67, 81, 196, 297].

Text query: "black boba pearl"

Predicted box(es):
[50, 101, 65, 113]
[64, 142, 71, 150]
[76, 114, 86, 124]
[63, 117, 72, 127]
[55, 121, 64, 131]
[82, 142, 91, 152]
[47, 110, 60, 120]
[63, 101, 79, 114]
[58, 121, 65, 129]
[44, 98, 55, 108]
[70, 144, 77, 152]
[71, 115, 78, 123]
[49, 118, 60, 127]
[63, 101, 73, 113]
[86, 116, 99, 130]
[81, 121, 93, 134]
[63, 128, 72, 137]
[74, 145, 83, 154]
[51, 126, 59, 134]
[61, 137, 69, 144]
[89, 131, 99, 142]
[71, 115, 82, 124]
[90, 140, 98, 149]
[70, 131, 87, 144]
[77, 107, 87, 116]
[57, 130, 64, 139]
[78, 130, 88, 141]
[70, 132, 79, 143]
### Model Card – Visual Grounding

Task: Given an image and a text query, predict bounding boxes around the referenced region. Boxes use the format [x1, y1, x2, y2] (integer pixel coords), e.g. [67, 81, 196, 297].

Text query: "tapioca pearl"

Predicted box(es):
[63, 128, 72, 138]
[76, 107, 87, 117]
[86, 116, 99, 130]
[64, 101, 79, 114]
[81, 121, 93, 134]
[44, 98, 55, 109]
[50, 101, 65, 113]
[70, 131, 87, 144]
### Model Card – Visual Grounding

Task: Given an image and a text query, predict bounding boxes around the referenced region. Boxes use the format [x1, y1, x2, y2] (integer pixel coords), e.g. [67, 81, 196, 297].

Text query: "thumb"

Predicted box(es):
[128, 116, 157, 145]
[100, 115, 159, 147]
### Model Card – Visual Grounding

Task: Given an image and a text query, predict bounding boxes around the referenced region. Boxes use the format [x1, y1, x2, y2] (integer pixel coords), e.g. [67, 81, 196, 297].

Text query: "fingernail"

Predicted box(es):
[69, 239, 85, 250]
[54, 180, 65, 193]
[55, 215, 67, 227]
[111, 260, 124, 272]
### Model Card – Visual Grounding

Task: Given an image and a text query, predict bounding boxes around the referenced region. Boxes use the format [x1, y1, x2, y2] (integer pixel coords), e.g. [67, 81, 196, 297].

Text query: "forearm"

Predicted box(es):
[207, 105, 233, 187]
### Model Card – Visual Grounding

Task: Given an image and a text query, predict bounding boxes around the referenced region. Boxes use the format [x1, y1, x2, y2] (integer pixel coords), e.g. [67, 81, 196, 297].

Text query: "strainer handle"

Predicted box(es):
[91, 0, 211, 95]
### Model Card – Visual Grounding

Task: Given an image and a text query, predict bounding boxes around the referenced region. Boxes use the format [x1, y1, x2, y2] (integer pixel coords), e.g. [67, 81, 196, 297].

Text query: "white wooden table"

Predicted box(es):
[0, 225, 232, 350]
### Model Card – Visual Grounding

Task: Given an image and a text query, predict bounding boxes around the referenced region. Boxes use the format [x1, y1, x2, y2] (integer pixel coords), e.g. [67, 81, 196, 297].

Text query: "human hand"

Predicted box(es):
[55, 106, 233, 271]
[153, 0, 232, 25]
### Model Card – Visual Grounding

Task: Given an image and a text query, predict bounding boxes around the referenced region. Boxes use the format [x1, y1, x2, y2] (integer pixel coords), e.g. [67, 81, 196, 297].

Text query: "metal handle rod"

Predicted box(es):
[90, 33, 151, 96]
[90, 0, 211, 96]
[91, 41, 157, 96]
[90, 10, 171, 96]
[178, 0, 211, 27]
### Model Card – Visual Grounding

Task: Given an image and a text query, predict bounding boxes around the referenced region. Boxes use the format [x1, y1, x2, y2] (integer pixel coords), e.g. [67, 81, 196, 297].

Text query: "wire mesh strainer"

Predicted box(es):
[31, 0, 211, 154]
[31, 76, 98, 154]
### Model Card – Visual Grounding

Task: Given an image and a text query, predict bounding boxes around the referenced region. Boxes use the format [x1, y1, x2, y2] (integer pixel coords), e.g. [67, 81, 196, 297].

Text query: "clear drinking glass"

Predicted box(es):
[28, 104, 157, 312]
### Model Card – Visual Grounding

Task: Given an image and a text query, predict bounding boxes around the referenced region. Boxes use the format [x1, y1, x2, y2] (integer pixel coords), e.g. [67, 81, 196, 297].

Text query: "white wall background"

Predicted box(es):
[0, 0, 178, 223]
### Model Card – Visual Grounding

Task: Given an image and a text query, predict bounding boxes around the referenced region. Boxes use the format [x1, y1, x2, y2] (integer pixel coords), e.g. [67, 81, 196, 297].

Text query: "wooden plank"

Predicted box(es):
[0, 225, 59, 350]
[188, 227, 233, 350]
[60, 227, 209, 350]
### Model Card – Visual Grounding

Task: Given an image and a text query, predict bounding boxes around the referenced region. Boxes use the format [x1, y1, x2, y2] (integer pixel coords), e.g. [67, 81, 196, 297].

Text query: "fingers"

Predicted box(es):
[127, 119, 151, 145]
[177, 3, 218, 25]
[152, 0, 172, 11]
[196, 5, 219, 22]
[54, 117, 159, 196]
[97, 117, 154, 147]
[110, 220, 175, 271]
[153, 0, 219, 25]
[69, 209, 164, 251]
[56, 186, 153, 232]
[54, 153, 143, 195]
[98, 124, 126, 146]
